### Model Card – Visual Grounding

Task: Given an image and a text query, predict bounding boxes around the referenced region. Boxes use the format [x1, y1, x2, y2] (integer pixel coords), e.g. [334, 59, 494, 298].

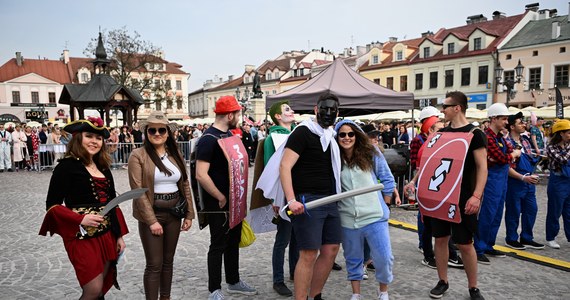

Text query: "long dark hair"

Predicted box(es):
[143, 126, 188, 181]
[549, 130, 569, 146]
[337, 123, 375, 172]
[65, 132, 112, 170]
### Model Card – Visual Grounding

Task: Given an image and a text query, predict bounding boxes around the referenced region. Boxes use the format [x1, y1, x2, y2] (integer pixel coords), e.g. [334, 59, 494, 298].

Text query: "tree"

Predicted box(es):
[84, 27, 175, 110]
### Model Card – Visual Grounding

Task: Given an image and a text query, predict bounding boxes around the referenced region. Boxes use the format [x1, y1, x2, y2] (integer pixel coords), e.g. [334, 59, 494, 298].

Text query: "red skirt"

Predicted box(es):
[64, 230, 119, 292]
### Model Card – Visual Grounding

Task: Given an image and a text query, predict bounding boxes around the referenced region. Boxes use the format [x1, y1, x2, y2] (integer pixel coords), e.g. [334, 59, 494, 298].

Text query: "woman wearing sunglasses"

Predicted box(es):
[334, 119, 396, 300]
[128, 111, 195, 300]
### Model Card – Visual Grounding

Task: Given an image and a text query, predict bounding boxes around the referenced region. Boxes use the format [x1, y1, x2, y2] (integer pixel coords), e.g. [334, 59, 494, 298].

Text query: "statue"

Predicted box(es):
[252, 71, 263, 99]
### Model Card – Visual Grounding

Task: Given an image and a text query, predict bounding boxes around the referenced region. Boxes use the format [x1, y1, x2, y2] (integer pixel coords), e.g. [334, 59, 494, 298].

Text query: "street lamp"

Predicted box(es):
[235, 86, 250, 122]
[495, 59, 524, 107]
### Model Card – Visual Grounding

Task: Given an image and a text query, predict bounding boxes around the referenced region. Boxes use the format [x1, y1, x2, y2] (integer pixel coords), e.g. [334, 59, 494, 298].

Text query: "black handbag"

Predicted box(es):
[170, 195, 189, 219]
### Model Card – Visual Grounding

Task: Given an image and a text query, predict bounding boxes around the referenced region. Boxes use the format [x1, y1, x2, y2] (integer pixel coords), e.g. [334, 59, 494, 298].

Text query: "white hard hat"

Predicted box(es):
[487, 103, 510, 118]
[419, 106, 442, 121]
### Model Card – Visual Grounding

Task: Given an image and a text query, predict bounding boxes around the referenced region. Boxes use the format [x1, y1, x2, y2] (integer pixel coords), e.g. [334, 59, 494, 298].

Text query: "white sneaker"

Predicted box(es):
[208, 289, 225, 300]
[350, 294, 362, 300]
[363, 265, 369, 280]
[378, 291, 389, 300]
[547, 240, 560, 249]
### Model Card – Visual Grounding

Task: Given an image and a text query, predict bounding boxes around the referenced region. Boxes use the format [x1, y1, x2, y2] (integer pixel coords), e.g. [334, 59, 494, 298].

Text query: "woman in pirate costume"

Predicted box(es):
[39, 117, 128, 299]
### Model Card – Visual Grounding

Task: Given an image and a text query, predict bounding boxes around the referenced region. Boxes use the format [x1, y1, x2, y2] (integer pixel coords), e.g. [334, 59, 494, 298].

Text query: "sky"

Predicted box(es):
[1, 0, 567, 93]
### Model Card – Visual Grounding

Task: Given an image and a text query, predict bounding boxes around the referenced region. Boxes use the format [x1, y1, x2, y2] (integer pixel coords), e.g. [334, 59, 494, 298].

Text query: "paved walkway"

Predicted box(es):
[0, 169, 568, 299]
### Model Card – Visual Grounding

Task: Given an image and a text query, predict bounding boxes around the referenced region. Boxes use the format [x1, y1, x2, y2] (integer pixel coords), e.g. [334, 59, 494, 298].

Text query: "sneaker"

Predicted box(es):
[313, 293, 323, 300]
[429, 280, 449, 299]
[448, 256, 464, 269]
[484, 249, 506, 257]
[208, 289, 225, 300]
[520, 239, 545, 250]
[363, 265, 369, 280]
[469, 287, 485, 300]
[418, 246, 424, 254]
[378, 291, 389, 300]
[477, 254, 490, 265]
[350, 294, 362, 300]
[273, 282, 293, 296]
[332, 262, 342, 271]
[505, 240, 526, 250]
[421, 257, 437, 269]
[367, 262, 376, 271]
[546, 240, 560, 249]
[227, 280, 257, 295]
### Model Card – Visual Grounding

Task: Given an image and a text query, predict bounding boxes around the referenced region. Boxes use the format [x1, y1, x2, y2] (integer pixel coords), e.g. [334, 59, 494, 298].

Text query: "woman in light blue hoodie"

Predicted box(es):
[335, 119, 395, 300]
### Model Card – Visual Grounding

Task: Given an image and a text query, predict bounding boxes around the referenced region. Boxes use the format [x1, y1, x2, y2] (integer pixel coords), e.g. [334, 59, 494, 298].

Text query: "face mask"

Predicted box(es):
[316, 99, 338, 128]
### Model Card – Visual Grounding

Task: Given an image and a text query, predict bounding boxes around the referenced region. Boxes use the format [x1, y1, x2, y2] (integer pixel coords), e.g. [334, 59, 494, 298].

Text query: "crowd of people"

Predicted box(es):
[19, 90, 570, 299]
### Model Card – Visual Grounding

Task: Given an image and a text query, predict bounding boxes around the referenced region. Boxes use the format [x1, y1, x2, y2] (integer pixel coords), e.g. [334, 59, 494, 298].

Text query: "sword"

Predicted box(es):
[282, 183, 384, 215]
[99, 188, 148, 216]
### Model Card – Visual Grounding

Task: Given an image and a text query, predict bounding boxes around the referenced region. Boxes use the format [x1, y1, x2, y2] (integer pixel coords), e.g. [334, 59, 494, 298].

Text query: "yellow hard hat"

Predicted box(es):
[551, 119, 570, 134]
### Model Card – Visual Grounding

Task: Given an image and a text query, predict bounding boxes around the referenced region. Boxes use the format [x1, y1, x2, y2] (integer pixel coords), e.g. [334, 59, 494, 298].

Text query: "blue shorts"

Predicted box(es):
[290, 193, 342, 250]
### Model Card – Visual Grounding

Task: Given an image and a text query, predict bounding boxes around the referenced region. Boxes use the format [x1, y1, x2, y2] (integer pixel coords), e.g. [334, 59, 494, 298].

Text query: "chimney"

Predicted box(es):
[15, 52, 23, 66]
[228, 75, 234, 81]
[466, 14, 487, 24]
[492, 11, 506, 20]
[552, 21, 561, 39]
[525, 3, 540, 12]
[538, 9, 550, 20]
[421, 31, 434, 37]
[388, 37, 398, 43]
[62, 49, 70, 64]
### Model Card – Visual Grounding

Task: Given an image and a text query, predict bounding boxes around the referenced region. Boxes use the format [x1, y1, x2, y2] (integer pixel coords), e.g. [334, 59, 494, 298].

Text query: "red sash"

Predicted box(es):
[217, 136, 248, 229]
[417, 132, 473, 223]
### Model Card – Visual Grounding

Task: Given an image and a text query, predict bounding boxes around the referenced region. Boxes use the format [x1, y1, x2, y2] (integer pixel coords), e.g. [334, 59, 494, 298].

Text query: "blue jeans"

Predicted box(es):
[272, 217, 298, 283]
[546, 173, 570, 242]
[342, 221, 393, 284]
[505, 178, 538, 242]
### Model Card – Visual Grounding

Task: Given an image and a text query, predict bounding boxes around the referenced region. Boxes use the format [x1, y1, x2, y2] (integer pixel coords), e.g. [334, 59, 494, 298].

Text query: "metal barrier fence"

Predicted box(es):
[32, 141, 195, 172]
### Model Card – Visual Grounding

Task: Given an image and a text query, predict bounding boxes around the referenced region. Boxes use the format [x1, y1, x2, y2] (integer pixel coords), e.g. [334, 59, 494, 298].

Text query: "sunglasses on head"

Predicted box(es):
[147, 127, 167, 135]
[338, 131, 355, 138]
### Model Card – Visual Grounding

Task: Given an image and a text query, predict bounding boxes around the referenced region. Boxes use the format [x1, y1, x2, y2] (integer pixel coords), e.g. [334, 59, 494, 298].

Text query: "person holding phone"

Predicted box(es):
[39, 117, 129, 299]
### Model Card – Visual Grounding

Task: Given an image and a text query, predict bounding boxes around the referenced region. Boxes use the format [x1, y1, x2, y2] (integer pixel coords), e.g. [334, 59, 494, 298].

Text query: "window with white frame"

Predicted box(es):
[396, 51, 403, 61]
[423, 47, 430, 58]
[555, 65, 569, 87]
[372, 55, 379, 64]
[528, 67, 541, 90]
[267, 73, 272, 80]
[81, 73, 89, 83]
[447, 43, 455, 54]
[176, 80, 182, 90]
[274, 72, 279, 79]
[31, 91, 39, 103]
[473, 38, 482, 50]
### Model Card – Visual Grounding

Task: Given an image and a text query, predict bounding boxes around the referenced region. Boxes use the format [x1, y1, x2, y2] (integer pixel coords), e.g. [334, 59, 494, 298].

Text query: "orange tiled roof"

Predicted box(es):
[0, 58, 72, 83]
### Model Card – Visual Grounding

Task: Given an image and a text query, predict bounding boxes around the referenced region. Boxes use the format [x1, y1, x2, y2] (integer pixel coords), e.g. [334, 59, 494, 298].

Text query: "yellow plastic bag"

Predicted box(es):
[239, 219, 256, 248]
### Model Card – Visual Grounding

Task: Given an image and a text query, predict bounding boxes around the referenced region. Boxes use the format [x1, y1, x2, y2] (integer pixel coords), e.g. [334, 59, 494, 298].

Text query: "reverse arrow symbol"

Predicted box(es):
[427, 134, 442, 148]
[428, 159, 453, 192]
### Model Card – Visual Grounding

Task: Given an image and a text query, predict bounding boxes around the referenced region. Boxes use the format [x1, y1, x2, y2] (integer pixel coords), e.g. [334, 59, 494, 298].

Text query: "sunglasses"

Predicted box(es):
[441, 103, 459, 109]
[147, 127, 167, 135]
[338, 131, 355, 138]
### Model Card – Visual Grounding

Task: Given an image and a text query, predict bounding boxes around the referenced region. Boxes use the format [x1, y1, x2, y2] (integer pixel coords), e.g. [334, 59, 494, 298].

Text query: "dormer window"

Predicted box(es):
[274, 72, 279, 79]
[372, 55, 379, 64]
[267, 73, 272, 80]
[81, 73, 89, 83]
[473, 38, 482, 50]
[423, 47, 430, 58]
[396, 51, 403, 61]
[448, 43, 455, 54]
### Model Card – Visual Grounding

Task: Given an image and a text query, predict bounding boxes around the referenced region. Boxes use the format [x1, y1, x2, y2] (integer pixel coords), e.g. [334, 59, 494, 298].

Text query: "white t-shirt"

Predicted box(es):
[154, 153, 181, 193]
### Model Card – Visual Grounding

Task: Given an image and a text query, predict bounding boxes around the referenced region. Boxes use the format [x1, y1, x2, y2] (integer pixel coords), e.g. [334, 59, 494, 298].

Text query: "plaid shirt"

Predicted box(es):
[485, 127, 513, 168]
[409, 133, 427, 169]
[506, 133, 534, 169]
[546, 142, 570, 172]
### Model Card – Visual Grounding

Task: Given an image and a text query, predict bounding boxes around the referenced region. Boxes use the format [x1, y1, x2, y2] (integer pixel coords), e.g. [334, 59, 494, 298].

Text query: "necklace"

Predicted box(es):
[86, 163, 98, 172]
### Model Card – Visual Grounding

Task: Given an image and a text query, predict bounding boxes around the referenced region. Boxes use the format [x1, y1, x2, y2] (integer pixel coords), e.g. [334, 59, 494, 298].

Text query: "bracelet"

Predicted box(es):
[472, 194, 481, 201]
[288, 199, 297, 204]
[521, 174, 526, 182]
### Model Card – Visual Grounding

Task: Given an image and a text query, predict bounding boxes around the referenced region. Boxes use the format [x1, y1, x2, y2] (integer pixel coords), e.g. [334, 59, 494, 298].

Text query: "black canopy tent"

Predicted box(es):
[266, 58, 414, 116]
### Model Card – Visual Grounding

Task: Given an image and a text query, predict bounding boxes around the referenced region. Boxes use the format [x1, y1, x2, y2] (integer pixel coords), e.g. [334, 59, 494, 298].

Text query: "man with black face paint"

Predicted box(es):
[279, 92, 342, 300]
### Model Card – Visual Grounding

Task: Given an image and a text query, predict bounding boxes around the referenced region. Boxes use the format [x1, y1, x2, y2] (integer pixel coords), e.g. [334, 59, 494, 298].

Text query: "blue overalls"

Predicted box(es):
[505, 145, 539, 243]
[546, 162, 570, 242]
[475, 136, 509, 255]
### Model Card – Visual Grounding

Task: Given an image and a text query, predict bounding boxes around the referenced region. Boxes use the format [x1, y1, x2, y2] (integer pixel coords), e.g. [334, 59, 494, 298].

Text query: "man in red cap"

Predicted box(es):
[195, 95, 257, 300]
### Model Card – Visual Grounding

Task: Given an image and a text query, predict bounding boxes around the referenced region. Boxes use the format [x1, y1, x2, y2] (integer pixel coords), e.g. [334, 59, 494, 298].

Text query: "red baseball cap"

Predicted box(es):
[214, 96, 242, 114]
